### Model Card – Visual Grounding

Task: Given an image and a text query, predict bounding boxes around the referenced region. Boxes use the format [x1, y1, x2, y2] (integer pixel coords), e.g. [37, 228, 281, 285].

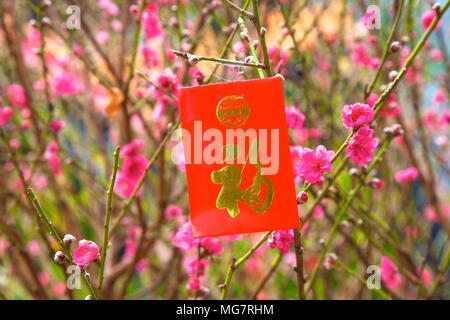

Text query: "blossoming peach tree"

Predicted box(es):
[0, 0, 449, 300]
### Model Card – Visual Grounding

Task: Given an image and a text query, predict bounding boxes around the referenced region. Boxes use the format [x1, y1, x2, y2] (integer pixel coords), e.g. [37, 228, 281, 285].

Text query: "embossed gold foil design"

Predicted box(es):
[211, 142, 274, 218]
[216, 95, 250, 128]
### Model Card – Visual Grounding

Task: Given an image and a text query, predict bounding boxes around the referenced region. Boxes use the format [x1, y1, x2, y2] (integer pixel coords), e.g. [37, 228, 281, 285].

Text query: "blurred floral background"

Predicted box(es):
[0, 0, 449, 300]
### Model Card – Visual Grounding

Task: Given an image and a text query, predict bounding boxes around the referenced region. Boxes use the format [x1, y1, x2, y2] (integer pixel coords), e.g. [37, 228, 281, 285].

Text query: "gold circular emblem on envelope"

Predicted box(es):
[216, 95, 250, 128]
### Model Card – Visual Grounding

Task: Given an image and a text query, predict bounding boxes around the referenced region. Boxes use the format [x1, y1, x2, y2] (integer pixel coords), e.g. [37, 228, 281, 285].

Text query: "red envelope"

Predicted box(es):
[179, 77, 299, 237]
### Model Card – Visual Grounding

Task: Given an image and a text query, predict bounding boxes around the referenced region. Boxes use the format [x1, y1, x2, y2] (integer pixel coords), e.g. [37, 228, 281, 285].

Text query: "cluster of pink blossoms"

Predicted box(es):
[380, 256, 432, 290]
[171, 222, 223, 294]
[141, 2, 162, 40]
[114, 140, 149, 198]
[350, 43, 380, 70]
[267, 230, 294, 254]
[292, 102, 379, 186]
[342, 103, 379, 167]
[268, 46, 288, 75]
[380, 256, 403, 289]
[53, 236, 99, 269]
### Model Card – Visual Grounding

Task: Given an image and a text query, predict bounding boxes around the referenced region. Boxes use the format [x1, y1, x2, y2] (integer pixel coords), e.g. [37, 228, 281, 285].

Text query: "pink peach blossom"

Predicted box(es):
[0, 107, 13, 127]
[423, 204, 450, 222]
[142, 3, 161, 40]
[346, 126, 378, 166]
[421, 10, 441, 30]
[38, 272, 51, 286]
[51, 73, 84, 96]
[141, 46, 159, 67]
[296, 145, 334, 184]
[432, 89, 445, 105]
[115, 140, 149, 198]
[341, 103, 374, 128]
[44, 142, 61, 176]
[51, 282, 66, 297]
[0, 238, 9, 258]
[6, 84, 28, 108]
[285, 106, 305, 129]
[267, 230, 294, 254]
[429, 48, 443, 61]
[416, 268, 432, 286]
[49, 120, 65, 133]
[380, 256, 403, 289]
[186, 277, 200, 291]
[27, 240, 41, 257]
[72, 240, 99, 267]
[199, 238, 223, 255]
[172, 222, 195, 252]
[394, 166, 419, 184]
[184, 257, 208, 277]
[165, 204, 182, 219]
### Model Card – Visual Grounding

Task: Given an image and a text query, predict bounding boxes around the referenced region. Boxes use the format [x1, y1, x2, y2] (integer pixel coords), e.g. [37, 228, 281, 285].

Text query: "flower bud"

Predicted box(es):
[210, 0, 221, 10]
[388, 70, 398, 80]
[54, 251, 66, 264]
[42, 0, 52, 8]
[432, 2, 441, 13]
[63, 234, 76, 248]
[349, 168, 359, 176]
[188, 55, 200, 65]
[130, 4, 139, 16]
[392, 123, 404, 137]
[383, 126, 395, 138]
[296, 191, 308, 204]
[244, 56, 254, 64]
[169, 17, 178, 28]
[41, 17, 51, 26]
[384, 124, 404, 138]
[85, 295, 94, 300]
[389, 41, 401, 53]
[193, 70, 205, 85]
[29, 19, 38, 28]
[369, 177, 383, 189]
[324, 252, 338, 270]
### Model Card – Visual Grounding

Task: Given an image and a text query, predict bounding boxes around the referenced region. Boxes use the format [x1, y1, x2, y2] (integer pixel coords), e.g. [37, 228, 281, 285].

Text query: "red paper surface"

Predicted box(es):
[179, 77, 299, 237]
